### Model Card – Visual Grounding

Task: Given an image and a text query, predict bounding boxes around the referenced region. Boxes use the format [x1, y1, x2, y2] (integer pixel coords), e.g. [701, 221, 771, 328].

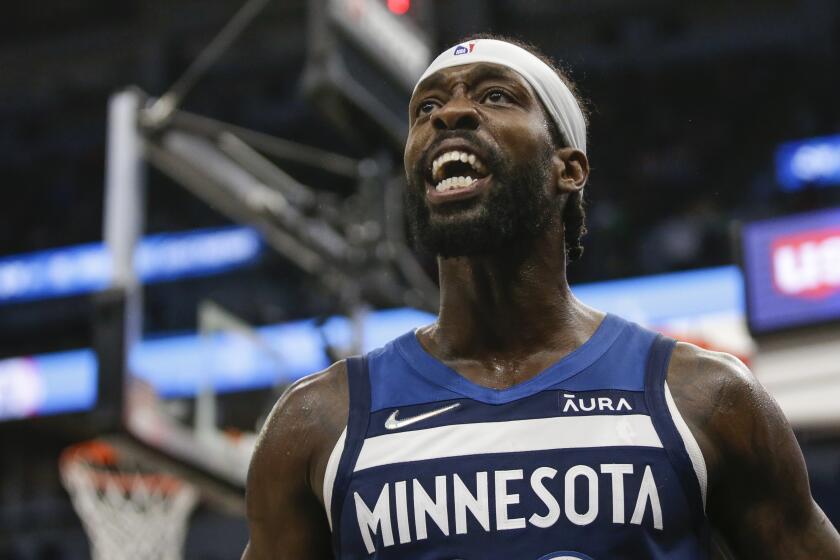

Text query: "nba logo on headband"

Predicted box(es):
[453, 43, 476, 56]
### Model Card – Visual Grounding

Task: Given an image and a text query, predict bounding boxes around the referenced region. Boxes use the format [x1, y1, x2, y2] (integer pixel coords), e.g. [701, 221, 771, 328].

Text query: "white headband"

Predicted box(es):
[414, 39, 587, 154]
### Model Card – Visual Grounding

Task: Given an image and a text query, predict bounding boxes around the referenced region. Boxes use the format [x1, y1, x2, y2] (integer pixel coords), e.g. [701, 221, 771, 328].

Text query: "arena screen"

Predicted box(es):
[776, 133, 840, 192]
[742, 207, 840, 334]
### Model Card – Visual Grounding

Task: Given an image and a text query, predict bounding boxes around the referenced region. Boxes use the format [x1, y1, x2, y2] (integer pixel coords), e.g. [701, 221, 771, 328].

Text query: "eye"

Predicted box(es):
[416, 100, 438, 117]
[483, 89, 511, 104]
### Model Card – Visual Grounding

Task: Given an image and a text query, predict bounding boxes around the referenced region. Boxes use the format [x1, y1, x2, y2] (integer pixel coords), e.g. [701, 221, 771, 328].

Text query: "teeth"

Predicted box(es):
[430, 150, 487, 182]
[435, 175, 476, 192]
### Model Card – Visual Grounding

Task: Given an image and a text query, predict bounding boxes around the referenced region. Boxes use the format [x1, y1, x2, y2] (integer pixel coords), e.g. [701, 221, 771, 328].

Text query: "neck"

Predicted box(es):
[430, 225, 597, 364]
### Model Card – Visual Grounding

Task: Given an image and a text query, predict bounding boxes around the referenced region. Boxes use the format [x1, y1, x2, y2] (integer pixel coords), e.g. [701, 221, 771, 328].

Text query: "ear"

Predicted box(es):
[552, 148, 589, 194]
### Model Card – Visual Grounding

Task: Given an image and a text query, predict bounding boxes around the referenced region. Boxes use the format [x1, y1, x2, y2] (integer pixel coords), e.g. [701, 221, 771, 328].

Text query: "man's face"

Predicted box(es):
[404, 63, 559, 258]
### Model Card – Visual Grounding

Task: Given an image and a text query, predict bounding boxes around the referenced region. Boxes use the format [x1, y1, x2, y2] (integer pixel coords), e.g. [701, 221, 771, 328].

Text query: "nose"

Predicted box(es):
[432, 96, 479, 131]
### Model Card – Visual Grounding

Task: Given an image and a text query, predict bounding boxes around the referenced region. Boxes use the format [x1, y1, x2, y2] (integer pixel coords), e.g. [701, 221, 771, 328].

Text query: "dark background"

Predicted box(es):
[4, 0, 840, 276]
[1, 0, 839, 557]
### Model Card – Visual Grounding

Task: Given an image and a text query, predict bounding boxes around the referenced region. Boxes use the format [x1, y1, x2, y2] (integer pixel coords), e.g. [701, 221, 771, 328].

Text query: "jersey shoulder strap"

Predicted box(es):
[644, 334, 709, 540]
[329, 355, 371, 558]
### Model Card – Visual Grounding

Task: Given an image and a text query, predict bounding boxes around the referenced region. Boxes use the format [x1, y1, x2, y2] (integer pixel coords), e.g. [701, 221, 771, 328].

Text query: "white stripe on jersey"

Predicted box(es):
[323, 427, 347, 530]
[664, 382, 708, 509]
[355, 414, 663, 472]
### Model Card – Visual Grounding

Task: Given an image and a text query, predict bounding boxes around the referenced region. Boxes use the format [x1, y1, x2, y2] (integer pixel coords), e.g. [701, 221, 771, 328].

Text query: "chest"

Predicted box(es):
[333, 390, 706, 559]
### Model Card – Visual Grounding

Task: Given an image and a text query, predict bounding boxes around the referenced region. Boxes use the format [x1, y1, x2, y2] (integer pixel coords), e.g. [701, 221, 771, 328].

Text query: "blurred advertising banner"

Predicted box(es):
[0, 226, 261, 305]
[0, 350, 97, 422]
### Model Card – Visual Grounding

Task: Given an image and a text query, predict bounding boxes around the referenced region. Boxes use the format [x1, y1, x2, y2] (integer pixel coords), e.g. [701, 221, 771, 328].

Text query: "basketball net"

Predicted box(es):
[59, 440, 199, 560]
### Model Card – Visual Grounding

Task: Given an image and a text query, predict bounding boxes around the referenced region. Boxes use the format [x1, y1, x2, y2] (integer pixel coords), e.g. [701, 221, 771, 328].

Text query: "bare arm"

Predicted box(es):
[242, 362, 348, 560]
[671, 344, 840, 559]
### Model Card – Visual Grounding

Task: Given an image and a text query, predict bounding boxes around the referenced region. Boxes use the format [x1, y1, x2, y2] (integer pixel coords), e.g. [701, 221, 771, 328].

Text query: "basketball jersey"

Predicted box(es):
[323, 314, 710, 559]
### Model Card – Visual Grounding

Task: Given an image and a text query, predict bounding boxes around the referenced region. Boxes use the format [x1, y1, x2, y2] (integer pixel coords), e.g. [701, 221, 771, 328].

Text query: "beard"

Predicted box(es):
[405, 135, 558, 259]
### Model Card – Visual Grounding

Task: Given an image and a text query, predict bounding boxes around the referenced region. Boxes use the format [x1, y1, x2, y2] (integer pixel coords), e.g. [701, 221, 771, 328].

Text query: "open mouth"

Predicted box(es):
[428, 149, 490, 194]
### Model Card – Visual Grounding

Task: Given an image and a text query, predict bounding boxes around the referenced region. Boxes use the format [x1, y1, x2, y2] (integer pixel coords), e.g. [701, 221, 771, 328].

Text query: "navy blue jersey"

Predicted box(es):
[323, 314, 710, 559]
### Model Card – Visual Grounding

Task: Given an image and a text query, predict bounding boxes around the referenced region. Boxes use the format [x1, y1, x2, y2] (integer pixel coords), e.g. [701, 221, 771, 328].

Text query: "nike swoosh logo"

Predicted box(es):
[384, 403, 461, 430]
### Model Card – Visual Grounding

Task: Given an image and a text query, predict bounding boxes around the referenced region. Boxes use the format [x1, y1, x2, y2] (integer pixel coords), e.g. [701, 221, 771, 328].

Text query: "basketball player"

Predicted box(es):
[242, 36, 840, 559]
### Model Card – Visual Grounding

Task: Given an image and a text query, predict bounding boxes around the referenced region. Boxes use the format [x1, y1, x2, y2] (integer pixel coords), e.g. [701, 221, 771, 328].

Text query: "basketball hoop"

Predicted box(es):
[59, 440, 199, 560]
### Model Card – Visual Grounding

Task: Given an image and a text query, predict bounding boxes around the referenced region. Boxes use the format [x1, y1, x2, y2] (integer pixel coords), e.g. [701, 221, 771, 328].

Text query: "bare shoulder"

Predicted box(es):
[665, 340, 840, 557]
[666, 341, 812, 511]
[666, 340, 753, 399]
[665, 341, 777, 478]
[243, 361, 349, 558]
[666, 342, 757, 410]
[247, 360, 349, 508]
[258, 359, 349, 441]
